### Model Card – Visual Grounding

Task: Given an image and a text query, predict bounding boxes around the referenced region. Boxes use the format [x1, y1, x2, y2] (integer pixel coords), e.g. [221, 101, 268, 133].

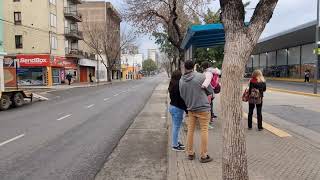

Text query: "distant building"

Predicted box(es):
[121, 53, 143, 80]
[122, 45, 139, 55]
[147, 49, 157, 62]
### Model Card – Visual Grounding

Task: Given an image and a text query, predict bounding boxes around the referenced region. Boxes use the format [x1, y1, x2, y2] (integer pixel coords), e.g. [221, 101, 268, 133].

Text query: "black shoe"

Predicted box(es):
[188, 152, 195, 160]
[178, 142, 185, 148]
[258, 128, 264, 131]
[172, 146, 185, 152]
[248, 127, 252, 130]
[212, 115, 217, 118]
[200, 155, 213, 163]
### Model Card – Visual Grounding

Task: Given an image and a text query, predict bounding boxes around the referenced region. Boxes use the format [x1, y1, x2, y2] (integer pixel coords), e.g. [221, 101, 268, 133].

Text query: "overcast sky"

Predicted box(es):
[85, 0, 317, 55]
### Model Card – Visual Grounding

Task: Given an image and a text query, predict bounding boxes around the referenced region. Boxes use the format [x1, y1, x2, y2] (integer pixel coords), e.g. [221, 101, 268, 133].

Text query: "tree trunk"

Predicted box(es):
[221, 35, 251, 180]
[107, 68, 112, 82]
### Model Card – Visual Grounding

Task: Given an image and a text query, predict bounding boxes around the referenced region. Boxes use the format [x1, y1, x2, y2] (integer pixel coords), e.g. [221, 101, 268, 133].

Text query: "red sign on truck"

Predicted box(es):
[16, 54, 51, 67]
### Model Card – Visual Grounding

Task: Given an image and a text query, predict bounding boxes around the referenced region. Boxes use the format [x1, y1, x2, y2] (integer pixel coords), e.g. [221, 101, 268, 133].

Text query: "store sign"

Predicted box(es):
[17, 54, 50, 67]
[79, 59, 96, 67]
[3, 57, 15, 67]
[51, 56, 78, 69]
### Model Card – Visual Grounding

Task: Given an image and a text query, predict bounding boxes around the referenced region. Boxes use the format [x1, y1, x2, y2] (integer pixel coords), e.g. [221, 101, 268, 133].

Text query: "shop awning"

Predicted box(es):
[181, 23, 225, 49]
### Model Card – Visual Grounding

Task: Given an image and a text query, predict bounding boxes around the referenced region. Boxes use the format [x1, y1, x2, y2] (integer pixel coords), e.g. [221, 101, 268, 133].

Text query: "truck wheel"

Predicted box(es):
[13, 92, 25, 107]
[0, 95, 11, 110]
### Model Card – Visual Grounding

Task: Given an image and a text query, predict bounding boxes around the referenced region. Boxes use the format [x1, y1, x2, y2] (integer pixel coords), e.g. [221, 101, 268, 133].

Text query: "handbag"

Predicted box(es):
[242, 88, 249, 102]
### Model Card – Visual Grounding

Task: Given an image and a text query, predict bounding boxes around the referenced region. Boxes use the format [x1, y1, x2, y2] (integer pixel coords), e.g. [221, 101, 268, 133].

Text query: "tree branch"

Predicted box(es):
[219, 0, 246, 30]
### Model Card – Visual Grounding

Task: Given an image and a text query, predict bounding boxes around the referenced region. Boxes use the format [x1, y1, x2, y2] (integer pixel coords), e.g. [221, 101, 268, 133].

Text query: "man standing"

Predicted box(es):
[66, 72, 72, 85]
[179, 60, 214, 163]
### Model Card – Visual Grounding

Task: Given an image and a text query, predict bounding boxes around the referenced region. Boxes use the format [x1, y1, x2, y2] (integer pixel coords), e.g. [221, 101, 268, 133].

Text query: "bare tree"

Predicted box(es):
[159, 53, 172, 77]
[124, 0, 207, 69]
[81, 20, 137, 82]
[219, 0, 278, 179]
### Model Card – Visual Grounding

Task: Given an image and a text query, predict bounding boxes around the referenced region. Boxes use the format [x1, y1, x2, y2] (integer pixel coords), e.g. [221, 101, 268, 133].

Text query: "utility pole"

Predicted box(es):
[314, 0, 320, 94]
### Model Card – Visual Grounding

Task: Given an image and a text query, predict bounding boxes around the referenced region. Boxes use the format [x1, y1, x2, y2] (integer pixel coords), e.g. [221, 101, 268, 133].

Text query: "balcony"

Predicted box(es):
[64, 8, 82, 22]
[65, 28, 83, 40]
[69, 0, 82, 4]
[65, 48, 84, 59]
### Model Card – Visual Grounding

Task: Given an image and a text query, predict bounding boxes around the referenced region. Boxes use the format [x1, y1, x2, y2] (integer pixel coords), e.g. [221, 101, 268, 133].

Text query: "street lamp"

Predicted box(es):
[314, 0, 320, 94]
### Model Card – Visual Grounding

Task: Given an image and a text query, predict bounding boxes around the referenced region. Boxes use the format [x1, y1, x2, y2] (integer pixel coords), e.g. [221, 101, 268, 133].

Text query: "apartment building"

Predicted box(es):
[2, 0, 83, 86]
[0, 0, 6, 90]
[78, 1, 121, 81]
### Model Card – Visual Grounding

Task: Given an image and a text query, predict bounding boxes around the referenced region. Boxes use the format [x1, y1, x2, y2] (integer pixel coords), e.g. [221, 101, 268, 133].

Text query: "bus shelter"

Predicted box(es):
[181, 23, 226, 61]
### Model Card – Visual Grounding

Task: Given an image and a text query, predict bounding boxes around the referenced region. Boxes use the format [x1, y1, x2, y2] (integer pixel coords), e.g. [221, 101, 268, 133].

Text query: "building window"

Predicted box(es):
[13, 0, 20, 2]
[14, 12, 22, 25]
[50, 13, 57, 27]
[51, 36, 57, 50]
[49, 0, 56, 5]
[15, 35, 23, 49]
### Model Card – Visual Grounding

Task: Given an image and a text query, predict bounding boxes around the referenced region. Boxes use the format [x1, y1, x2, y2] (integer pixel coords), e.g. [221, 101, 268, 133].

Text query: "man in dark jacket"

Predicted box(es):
[179, 60, 213, 163]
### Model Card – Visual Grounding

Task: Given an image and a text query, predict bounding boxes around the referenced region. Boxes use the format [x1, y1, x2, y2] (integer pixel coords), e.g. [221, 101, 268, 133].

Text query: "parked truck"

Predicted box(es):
[0, 57, 32, 110]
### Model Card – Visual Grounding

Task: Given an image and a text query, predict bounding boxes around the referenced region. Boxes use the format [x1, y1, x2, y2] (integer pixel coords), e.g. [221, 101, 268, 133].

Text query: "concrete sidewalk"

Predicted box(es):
[167, 95, 320, 180]
[95, 81, 169, 180]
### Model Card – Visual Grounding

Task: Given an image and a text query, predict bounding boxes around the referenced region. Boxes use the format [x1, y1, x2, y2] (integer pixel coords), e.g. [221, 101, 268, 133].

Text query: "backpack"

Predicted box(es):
[248, 88, 262, 104]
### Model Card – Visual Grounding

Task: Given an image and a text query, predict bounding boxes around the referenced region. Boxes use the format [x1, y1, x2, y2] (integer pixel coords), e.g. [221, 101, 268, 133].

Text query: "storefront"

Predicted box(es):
[62, 59, 78, 84]
[16, 54, 50, 86]
[79, 58, 96, 82]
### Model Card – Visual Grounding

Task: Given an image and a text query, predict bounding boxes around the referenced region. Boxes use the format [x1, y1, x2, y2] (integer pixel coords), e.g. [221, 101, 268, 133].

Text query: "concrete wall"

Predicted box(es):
[3, 0, 65, 56]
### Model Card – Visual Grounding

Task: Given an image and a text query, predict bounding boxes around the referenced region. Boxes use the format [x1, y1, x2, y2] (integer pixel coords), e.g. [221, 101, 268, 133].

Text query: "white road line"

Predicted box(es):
[121, 90, 127, 93]
[113, 94, 119, 97]
[0, 134, 25, 147]
[104, 98, 110, 101]
[86, 104, 95, 109]
[57, 114, 72, 121]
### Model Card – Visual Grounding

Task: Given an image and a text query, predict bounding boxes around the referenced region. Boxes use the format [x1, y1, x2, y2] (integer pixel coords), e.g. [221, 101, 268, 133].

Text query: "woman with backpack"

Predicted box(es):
[168, 70, 187, 151]
[248, 70, 266, 131]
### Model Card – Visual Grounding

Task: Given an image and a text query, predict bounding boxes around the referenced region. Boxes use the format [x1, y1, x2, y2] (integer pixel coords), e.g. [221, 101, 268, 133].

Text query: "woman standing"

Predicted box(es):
[168, 70, 187, 151]
[248, 70, 266, 131]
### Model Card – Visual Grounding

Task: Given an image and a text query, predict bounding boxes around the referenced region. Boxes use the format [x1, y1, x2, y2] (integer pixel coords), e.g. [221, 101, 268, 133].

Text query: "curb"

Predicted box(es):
[268, 87, 320, 98]
[267, 77, 320, 83]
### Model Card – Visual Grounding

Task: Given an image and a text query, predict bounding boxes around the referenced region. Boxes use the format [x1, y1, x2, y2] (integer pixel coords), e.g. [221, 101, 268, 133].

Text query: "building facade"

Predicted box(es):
[0, 0, 6, 91]
[248, 21, 320, 79]
[2, 0, 83, 86]
[121, 53, 143, 80]
[78, 1, 121, 81]
[147, 49, 158, 64]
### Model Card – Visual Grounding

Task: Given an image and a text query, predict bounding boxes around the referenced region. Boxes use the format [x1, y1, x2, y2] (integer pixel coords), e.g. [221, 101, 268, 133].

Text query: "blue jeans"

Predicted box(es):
[169, 105, 184, 147]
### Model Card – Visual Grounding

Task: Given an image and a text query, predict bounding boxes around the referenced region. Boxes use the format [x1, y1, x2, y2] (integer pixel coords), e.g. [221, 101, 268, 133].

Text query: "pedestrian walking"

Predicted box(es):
[89, 73, 94, 83]
[179, 60, 214, 163]
[66, 72, 72, 85]
[247, 70, 266, 131]
[304, 70, 310, 83]
[168, 70, 187, 152]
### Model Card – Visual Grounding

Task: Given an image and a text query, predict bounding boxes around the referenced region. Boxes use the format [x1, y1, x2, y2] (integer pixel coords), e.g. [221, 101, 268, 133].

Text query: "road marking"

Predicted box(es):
[0, 134, 25, 147]
[33, 93, 49, 101]
[104, 98, 110, 101]
[113, 94, 119, 97]
[161, 117, 166, 119]
[121, 90, 127, 93]
[86, 104, 95, 109]
[57, 114, 72, 121]
[243, 112, 291, 138]
[268, 88, 320, 98]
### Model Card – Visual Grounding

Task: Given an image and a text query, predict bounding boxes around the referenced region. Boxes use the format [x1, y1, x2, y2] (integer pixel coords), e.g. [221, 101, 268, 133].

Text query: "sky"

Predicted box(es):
[85, 0, 318, 56]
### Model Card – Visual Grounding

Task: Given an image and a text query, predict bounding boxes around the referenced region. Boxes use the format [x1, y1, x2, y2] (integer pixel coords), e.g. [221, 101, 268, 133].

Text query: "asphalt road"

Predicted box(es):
[267, 80, 318, 94]
[0, 76, 163, 180]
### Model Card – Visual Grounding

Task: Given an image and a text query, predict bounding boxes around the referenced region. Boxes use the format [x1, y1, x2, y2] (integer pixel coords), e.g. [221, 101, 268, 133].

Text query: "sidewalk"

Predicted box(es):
[167, 94, 320, 180]
[95, 81, 169, 180]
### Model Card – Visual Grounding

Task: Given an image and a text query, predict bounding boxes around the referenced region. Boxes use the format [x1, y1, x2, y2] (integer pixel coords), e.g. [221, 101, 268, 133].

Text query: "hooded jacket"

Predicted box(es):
[179, 71, 213, 112]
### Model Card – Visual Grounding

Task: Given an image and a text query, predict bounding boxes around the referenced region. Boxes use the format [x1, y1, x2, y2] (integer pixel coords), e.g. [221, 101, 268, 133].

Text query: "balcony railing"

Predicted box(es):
[65, 48, 84, 58]
[64, 7, 82, 22]
[64, 27, 83, 40]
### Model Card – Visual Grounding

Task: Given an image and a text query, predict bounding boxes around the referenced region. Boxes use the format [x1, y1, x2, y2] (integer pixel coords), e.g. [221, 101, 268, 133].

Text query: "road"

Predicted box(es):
[0, 76, 163, 180]
[267, 80, 318, 94]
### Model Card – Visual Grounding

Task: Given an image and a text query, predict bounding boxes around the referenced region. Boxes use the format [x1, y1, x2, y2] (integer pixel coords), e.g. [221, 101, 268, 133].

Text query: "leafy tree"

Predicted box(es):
[142, 59, 158, 75]
[219, 0, 279, 179]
